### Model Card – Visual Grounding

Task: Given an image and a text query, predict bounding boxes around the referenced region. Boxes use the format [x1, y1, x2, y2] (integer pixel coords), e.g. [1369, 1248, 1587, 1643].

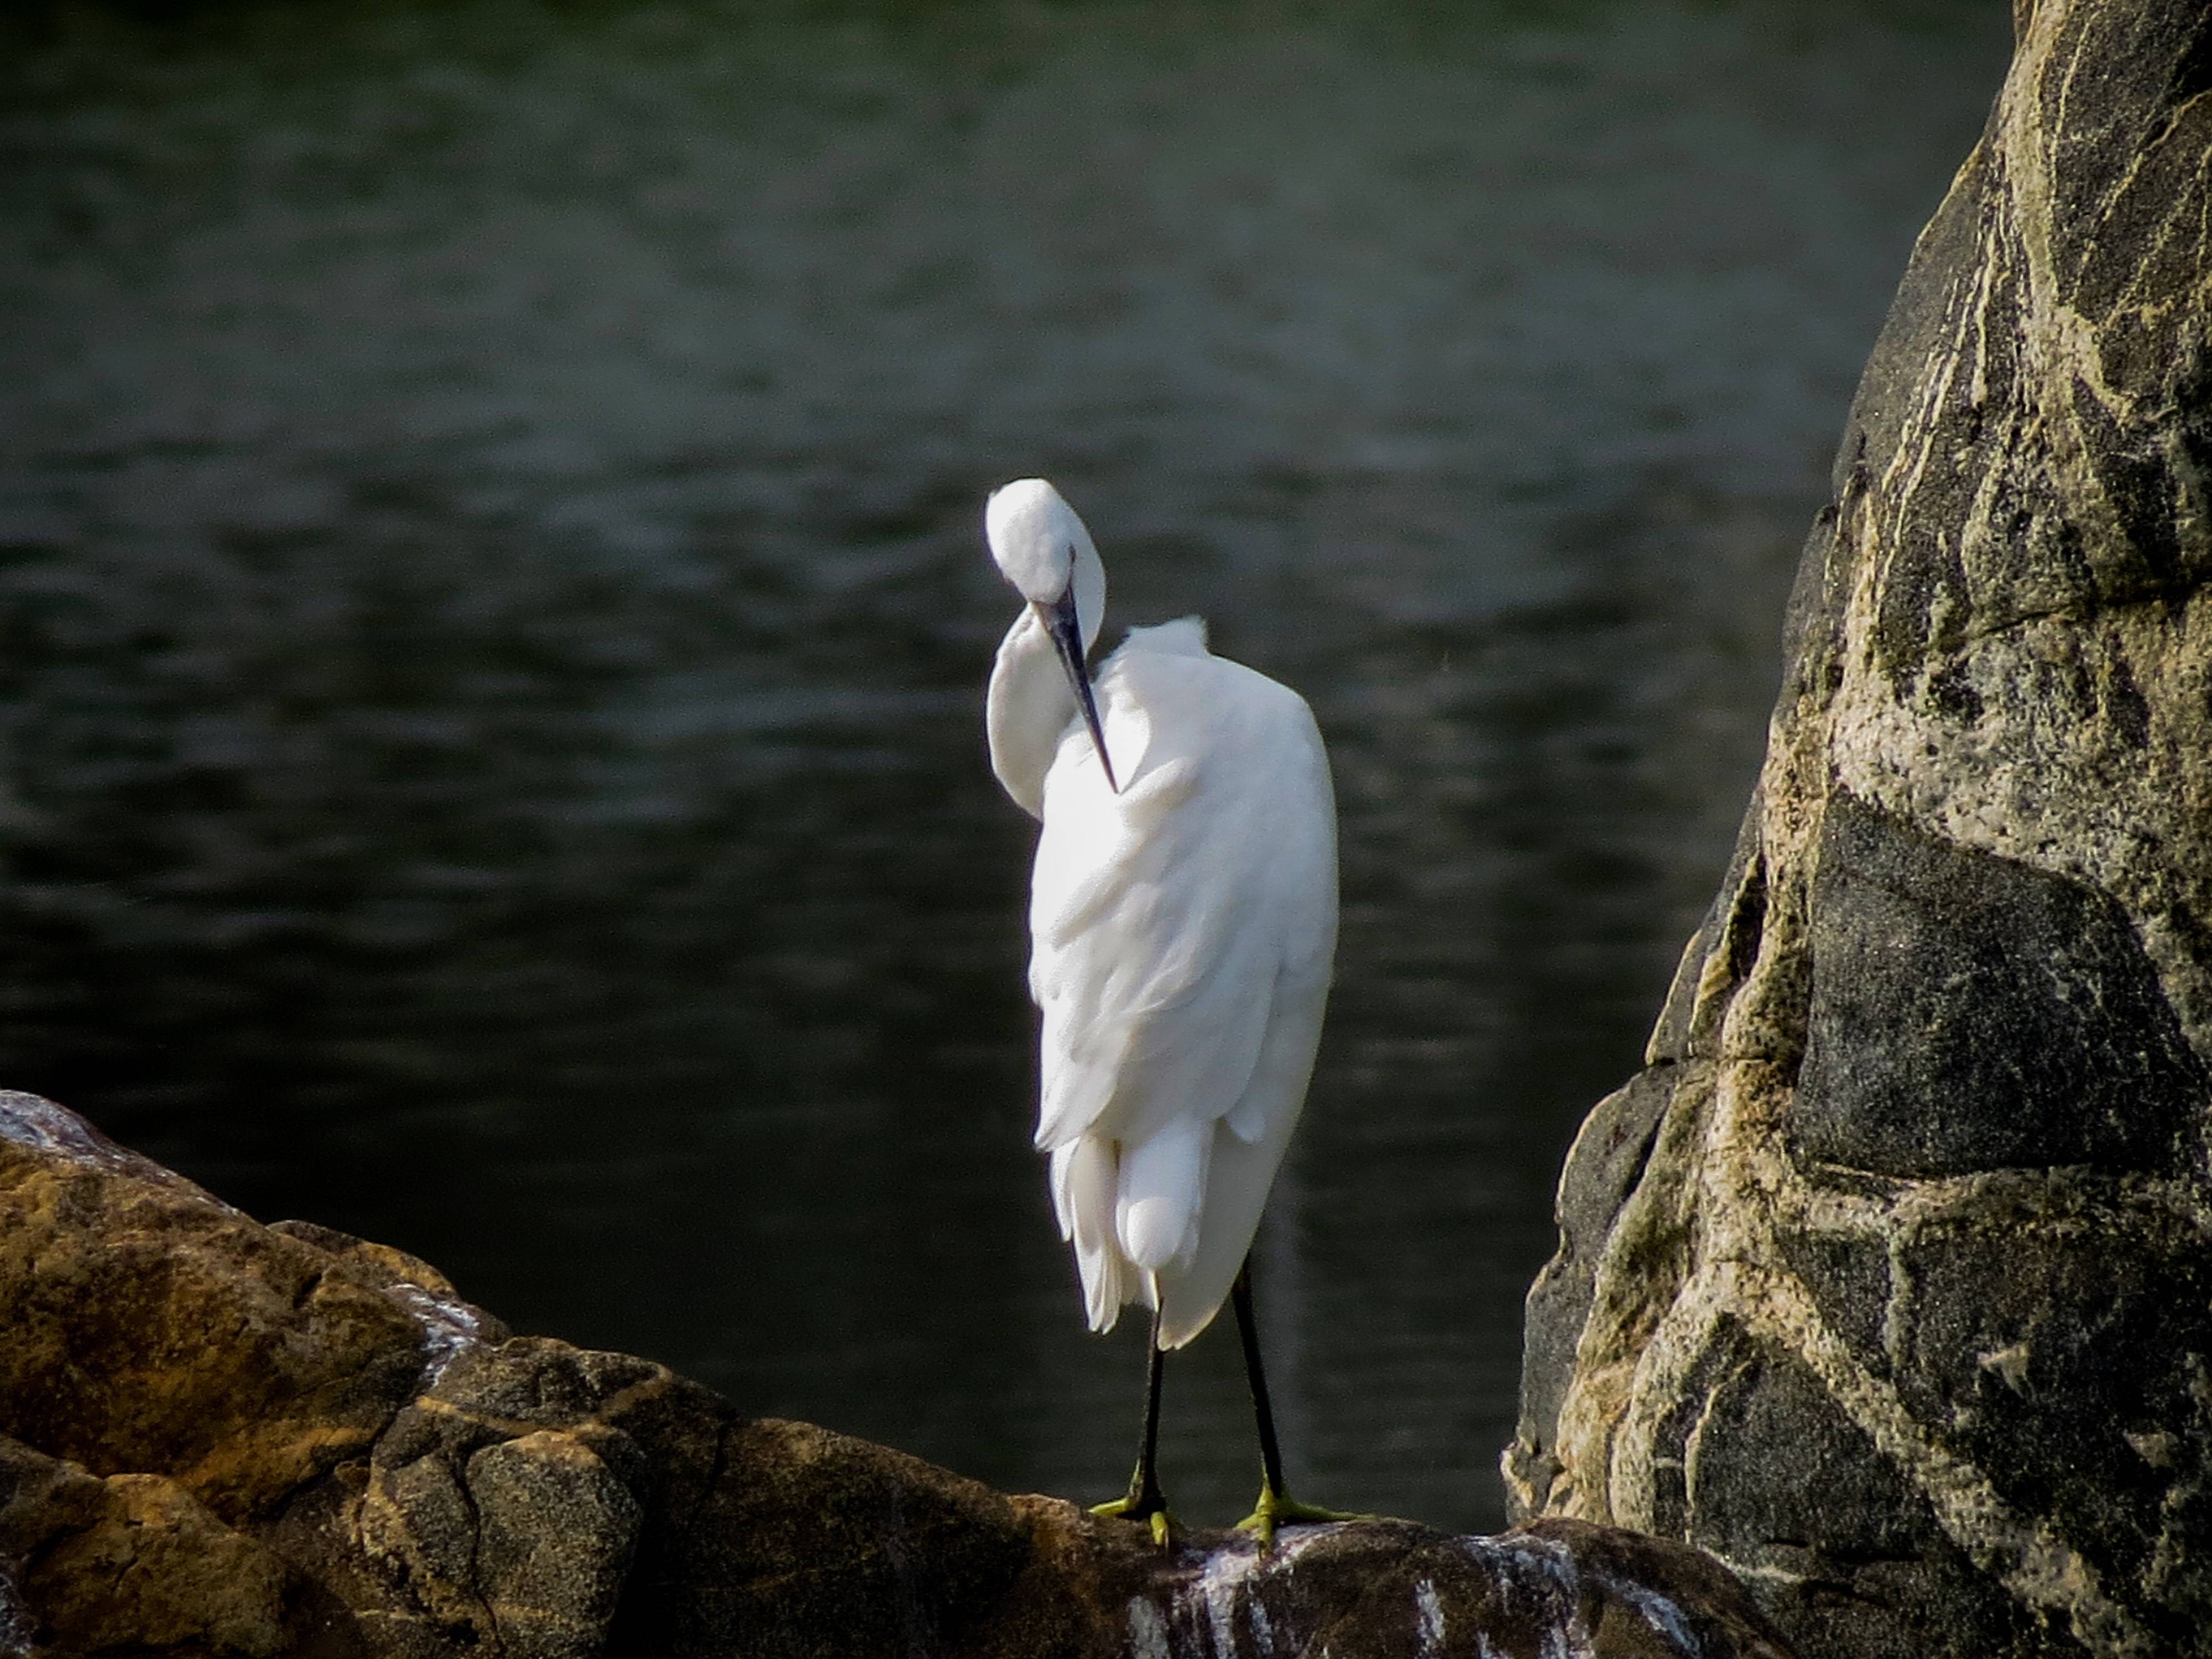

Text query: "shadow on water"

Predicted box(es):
[0, 0, 2009, 1530]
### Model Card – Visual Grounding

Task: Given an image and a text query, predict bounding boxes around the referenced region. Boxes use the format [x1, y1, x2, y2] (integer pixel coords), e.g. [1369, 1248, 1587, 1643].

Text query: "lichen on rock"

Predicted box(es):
[1509, 4, 2212, 1656]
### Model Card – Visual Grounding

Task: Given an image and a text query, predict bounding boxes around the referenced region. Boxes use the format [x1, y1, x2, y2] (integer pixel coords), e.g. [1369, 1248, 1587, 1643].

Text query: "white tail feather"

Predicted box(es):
[1115, 1117, 1211, 1274]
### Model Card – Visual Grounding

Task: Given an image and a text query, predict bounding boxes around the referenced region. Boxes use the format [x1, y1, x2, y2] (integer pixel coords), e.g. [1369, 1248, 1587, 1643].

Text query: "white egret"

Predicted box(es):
[983, 477, 1348, 1546]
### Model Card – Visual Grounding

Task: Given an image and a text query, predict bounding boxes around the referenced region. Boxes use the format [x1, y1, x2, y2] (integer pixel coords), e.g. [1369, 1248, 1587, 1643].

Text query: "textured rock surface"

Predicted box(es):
[0, 1091, 1788, 1658]
[1508, 4, 2212, 1657]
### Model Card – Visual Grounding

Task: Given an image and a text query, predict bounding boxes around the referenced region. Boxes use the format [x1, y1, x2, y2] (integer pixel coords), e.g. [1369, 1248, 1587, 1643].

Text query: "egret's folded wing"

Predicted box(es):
[1029, 657, 1334, 1155]
[1030, 789, 1271, 1148]
[1035, 905, 1279, 1152]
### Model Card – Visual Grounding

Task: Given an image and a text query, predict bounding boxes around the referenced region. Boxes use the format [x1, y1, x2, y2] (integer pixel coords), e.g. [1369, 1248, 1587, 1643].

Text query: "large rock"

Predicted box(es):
[1507, 3, 2212, 1657]
[0, 1091, 1788, 1658]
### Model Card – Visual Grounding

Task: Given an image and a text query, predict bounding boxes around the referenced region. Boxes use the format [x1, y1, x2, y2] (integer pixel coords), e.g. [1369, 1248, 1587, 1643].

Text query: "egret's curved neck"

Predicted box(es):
[985, 539, 1107, 819]
[986, 608, 1073, 820]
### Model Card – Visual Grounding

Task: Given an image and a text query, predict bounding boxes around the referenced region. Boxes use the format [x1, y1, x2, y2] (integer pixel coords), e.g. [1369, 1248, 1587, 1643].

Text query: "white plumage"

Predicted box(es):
[983, 479, 1336, 1352]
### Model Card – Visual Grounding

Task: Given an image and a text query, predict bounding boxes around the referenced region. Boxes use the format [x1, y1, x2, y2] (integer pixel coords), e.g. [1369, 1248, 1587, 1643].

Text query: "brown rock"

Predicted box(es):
[0, 1437, 290, 1657]
[0, 1089, 1791, 1656]
[0, 1094, 446, 1522]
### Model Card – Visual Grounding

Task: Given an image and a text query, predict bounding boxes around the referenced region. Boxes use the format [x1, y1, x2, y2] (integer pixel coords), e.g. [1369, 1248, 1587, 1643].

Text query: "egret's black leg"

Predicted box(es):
[1090, 1304, 1176, 1546]
[1232, 1259, 1290, 1500]
[1128, 1310, 1168, 1514]
[1232, 1256, 1365, 1546]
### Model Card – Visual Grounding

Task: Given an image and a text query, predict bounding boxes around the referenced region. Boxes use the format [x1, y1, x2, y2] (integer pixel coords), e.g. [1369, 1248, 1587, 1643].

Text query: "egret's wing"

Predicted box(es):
[1029, 647, 1335, 1157]
[1154, 965, 1331, 1347]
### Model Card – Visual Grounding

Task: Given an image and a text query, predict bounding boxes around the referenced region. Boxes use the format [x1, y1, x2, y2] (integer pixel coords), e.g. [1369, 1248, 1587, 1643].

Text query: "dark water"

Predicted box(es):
[0, 0, 2008, 1531]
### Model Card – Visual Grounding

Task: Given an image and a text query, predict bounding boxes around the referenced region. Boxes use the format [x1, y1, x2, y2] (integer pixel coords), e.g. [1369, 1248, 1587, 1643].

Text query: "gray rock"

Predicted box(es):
[1793, 792, 2201, 1178]
[1508, 3, 2212, 1656]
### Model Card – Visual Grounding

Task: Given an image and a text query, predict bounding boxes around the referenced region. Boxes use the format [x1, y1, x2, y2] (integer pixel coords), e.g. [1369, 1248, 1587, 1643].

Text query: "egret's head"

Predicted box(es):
[984, 476, 1116, 790]
[985, 477, 1105, 654]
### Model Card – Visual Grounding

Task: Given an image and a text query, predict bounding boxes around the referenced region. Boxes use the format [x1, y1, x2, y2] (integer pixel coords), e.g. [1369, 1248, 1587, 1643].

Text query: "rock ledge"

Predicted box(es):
[0, 1090, 1785, 1658]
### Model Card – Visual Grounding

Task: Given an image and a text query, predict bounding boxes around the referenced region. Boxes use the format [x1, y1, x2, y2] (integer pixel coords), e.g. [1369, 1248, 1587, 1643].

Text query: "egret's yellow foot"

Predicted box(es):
[1089, 1494, 1180, 1548]
[1234, 1483, 1369, 1549]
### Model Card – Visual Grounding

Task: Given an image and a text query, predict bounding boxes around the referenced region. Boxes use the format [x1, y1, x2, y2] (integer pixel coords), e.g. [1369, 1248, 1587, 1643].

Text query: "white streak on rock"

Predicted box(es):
[1129, 1597, 1172, 1659]
[1194, 1541, 1260, 1657]
[0, 1091, 239, 1209]
[386, 1280, 493, 1387]
[1248, 1592, 1274, 1655]
[1273, 1523, 1342, 1566]
[1459, 1535, 1588, 1659]
[0, 1567, 34, 1659]
[1592, 1570, 1701, 1656]
[1414, 1578, 1445, 1656]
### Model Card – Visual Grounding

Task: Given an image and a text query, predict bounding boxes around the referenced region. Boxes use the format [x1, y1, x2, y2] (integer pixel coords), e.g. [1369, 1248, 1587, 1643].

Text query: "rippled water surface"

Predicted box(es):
[0, 0, 2008, 1529]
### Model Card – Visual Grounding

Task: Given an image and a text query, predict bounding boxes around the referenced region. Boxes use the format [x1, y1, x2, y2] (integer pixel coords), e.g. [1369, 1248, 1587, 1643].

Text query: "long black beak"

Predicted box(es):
[1042, 588, 1118, 793]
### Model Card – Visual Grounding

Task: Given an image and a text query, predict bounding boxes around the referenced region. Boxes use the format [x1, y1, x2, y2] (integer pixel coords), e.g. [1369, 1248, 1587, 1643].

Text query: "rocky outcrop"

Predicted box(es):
[0, 1091, 1787, 1658]
[1507, 3, 2212, 1657]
